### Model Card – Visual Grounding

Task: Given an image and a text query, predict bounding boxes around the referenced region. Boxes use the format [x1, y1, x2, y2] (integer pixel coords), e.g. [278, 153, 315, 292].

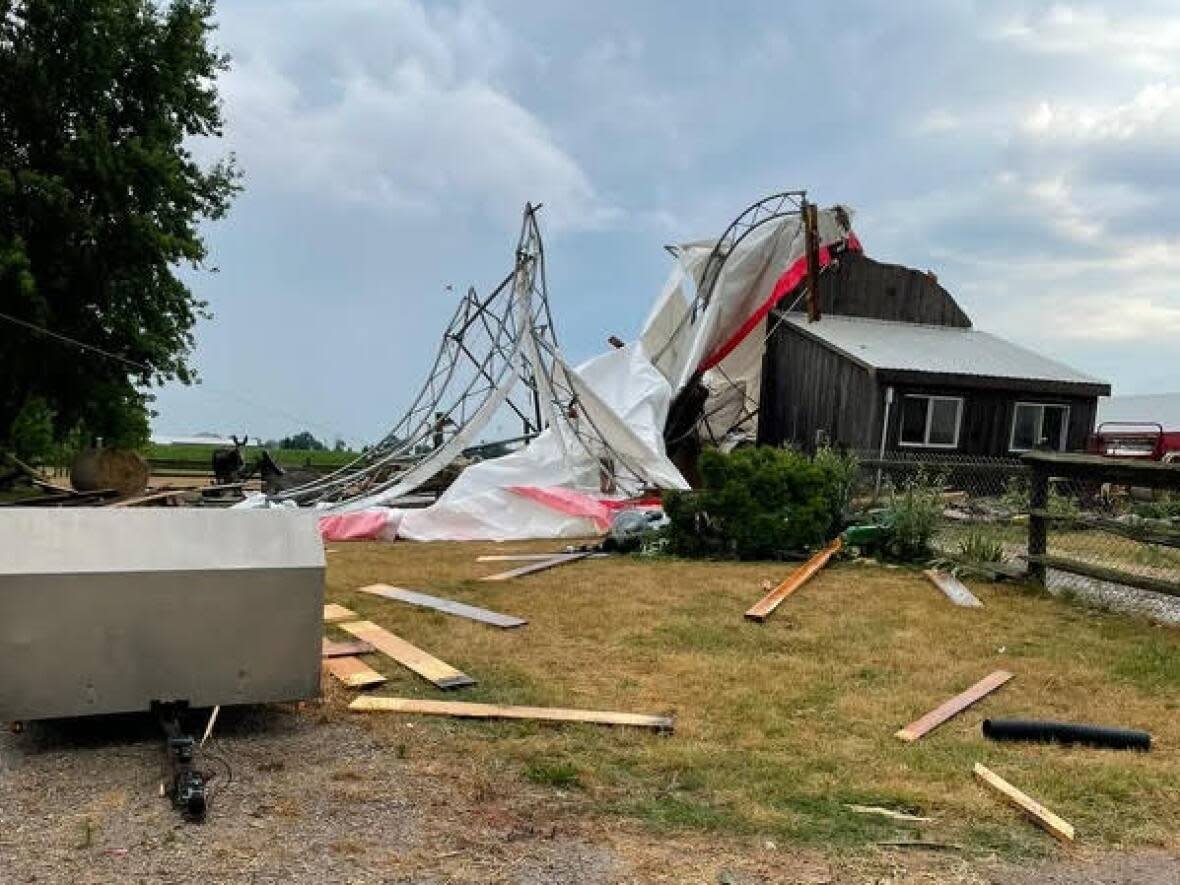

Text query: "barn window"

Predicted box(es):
[1010, 403, 1070, 452]
[899, 395, 962, 448]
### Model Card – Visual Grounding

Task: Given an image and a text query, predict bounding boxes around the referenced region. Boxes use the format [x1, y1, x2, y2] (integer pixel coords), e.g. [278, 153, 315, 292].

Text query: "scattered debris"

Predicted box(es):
[846, 805, 934, 823]
[338, 620, 476, 689]
[323, 603, 357, 623]
[323, 655, 386, 688]
[108, 488, 193, 508]
[895, 670, 1013, 742]
[359, 584, 527, 628]
[321, 638, 377, 658]
[982, 718, 1151, 751]
[479, 551, 593, 582]
[923, 569, 983, 608]
[349, 696, 674, 732]
[973, 762, 1075, 842]
[876, 840, 961, 851]
[745, 538, 842, 622]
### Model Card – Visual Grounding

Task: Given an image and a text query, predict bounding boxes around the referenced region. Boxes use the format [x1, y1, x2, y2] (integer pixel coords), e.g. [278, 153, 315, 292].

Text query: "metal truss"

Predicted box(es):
[272, 204, 651, 508]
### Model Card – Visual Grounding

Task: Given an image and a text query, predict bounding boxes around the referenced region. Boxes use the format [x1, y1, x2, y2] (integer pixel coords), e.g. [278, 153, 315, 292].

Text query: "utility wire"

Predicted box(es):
[0, 308, 356, 443]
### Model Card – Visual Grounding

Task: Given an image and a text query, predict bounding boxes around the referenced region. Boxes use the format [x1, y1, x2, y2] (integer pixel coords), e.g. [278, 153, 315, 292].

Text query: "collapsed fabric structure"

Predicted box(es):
[248, 193, 861, 541]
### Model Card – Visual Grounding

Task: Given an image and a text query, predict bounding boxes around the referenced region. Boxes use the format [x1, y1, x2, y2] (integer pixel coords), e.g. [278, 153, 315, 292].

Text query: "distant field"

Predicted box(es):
[144, 442, 361, 473]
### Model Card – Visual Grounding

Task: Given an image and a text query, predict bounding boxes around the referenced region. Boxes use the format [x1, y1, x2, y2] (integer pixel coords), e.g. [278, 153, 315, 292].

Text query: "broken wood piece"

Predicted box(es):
[108, 488, 190, 508]
[324, 656, 387, 689]
[349, 696, 673, 732]
[745, 537, 843, 622]
[322, 638, 376, 658]
[479, 551, 592, 582]
[338, 620, 475, 689]
[323, 603, 357, 623]
[876, 841, 961, 851]
[973, 763, 1075, 842]
[924, 569, 983, 608]
[846, 805, 934, 823]
[475, 552, 607, 562]
[895, 670, 1013, 742]
[359, 584, 526, 628]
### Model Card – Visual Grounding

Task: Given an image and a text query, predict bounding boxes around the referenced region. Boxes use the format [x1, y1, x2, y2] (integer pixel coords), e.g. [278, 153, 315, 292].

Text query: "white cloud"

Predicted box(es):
[1021, 83, 1180, 140]
[998, 4, 1180, 74]
[207, 1, 616, 230]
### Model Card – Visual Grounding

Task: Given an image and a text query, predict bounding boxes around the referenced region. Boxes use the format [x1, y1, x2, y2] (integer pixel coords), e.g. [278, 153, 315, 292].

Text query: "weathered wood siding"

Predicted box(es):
[788, 253, 972, 328]
[758, 323, 879, 450]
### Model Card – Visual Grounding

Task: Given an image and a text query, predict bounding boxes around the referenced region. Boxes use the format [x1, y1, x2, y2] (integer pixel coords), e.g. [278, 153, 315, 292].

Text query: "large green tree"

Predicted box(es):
[0, 0, 237, 451]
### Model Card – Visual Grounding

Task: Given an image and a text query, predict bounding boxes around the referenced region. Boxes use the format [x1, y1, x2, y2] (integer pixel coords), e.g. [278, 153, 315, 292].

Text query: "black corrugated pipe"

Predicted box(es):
[982, 718, 1151, 751]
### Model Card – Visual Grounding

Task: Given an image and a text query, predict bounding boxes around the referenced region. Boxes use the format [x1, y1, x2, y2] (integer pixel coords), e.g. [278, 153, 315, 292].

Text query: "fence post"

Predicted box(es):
[1027, 459, 1048, 587]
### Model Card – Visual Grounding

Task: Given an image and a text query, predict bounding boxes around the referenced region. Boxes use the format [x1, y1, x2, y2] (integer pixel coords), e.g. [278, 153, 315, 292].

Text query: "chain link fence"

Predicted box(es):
[850, 449, 1180, 624]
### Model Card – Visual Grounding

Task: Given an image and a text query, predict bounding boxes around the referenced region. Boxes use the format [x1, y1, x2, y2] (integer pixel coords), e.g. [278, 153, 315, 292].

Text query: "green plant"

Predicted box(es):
[1000, 475, 1080, 518]
[874, 469, 945, 562]
[663, 447, 847, 561]
[956, 530, 1005, 565]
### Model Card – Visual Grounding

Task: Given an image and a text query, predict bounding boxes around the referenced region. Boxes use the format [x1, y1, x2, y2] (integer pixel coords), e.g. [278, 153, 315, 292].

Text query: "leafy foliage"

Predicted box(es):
[0, 0, 238, 449]
[6, 394, 54, 461]
[871, 469, 945, 562]
[956, 529, 1006, 565]
[663, 446, 853, 560]
[278, 431, 327, 451]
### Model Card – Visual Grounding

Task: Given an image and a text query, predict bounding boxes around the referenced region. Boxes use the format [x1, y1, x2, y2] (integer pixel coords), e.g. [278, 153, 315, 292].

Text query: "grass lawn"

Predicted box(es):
[144, 442, 360, 472]
[322, 541, 1180, 860]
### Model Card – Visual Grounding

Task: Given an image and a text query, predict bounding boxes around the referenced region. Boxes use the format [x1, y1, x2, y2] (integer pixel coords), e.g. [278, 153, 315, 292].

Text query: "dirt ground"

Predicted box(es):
[2, 541, 1178, 884]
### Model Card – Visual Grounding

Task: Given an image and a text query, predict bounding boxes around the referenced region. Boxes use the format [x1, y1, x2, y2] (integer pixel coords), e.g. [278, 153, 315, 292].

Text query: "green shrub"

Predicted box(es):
[956, 530, 1005, 565]
[875, 469, 944, 562]
[662, 446, 849, 560]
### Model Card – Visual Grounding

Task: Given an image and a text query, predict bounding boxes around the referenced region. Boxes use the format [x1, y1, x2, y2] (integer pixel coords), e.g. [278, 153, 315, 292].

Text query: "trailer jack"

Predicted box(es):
[154, 703, 208, 822]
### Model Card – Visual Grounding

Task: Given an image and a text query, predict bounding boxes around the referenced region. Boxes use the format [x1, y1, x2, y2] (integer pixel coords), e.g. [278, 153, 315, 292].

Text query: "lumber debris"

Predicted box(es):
[847, 805, 934, 823]
[973, 763, 1075, 842]
[745, 537, 843, 622]
[479, 551, 592, 582]
[108, 488, 191, 508]
[895, 670, 1013, 742]
[359, 584, 526, 628]
[475, 552, 607, 562]
[322, 638, 376, 658]
[923, 569, 983, 608]
[349, 696, 673, 732]
[323, 603, 358, 623]
[324, 656, 386, 688]
[339, 620, 475, 689]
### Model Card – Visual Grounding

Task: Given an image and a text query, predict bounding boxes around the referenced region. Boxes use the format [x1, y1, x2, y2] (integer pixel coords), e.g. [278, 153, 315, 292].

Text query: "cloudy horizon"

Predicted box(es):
[152, 0, 1180, 445]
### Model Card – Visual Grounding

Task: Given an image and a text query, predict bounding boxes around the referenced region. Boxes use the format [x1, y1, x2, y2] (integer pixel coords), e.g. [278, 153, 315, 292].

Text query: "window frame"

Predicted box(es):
[898, 394, 964, 449]
[1008, 402, 1071, 453]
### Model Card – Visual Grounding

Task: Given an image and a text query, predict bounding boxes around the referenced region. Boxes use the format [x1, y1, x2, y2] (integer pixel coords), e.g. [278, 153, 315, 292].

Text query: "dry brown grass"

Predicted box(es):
[322, 540, 1180, 859]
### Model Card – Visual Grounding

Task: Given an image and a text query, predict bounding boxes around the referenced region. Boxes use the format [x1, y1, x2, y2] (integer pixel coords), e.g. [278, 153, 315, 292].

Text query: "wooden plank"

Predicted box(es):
[349, 696, 673, 732]
[895, 670, 1013, 742]
[1028, 554, 1180, 598]
[359, 584, 526, 628]
[475, 552, 608, 562]
[973, 763, 1075, 842]
[323, 656, 386, 688]
[745, 538, 843, 622]
[338, 620, 475, 689]
[479, 551, 592, 582]
[847, 805, 934, 823]
[322, 638, 376, 658]
[108, 488, 189, 508]
[323, 603, 357, 623]
[924, 569, 983, 608]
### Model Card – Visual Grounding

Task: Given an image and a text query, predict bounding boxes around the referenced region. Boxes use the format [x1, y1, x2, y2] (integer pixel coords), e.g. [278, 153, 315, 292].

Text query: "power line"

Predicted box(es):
[0, 308, 356, 443]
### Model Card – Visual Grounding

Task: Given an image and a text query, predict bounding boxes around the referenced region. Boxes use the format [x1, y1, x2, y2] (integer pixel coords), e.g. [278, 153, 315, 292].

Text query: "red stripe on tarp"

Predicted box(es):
[697, 236, 862, 373]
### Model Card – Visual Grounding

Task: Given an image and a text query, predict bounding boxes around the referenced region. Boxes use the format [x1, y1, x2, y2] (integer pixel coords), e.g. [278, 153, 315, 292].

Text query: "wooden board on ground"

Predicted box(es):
[323, 603, 357, 623]
[322, 638, 376, 658]
[895, 670, 1013, 742]
[745, 538, 843, 622]
[479, 551, 592, 582]
[924, 569, 983, 608]
[108, 488, 190, 508]
[349, 696, 673, 732]
[339, 620, 476, 689]
[475, 552, 606, 562]
[973, 762, 1075, 842]
[323, 656, 386, 688]
[847, 804, 934, 823]
[359, 584, 527, 628]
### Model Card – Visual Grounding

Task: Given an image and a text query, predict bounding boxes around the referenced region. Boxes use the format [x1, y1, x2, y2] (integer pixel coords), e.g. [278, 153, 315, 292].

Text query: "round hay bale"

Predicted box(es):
[71, 449, 149, 497]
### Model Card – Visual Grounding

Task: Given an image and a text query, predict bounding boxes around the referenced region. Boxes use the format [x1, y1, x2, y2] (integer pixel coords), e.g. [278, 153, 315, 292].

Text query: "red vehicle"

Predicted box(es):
[1087, 422, 1180, 462]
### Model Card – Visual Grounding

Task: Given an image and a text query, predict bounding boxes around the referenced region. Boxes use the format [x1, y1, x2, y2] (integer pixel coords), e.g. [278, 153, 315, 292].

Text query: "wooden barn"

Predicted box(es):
[757, 253, 1111, 456]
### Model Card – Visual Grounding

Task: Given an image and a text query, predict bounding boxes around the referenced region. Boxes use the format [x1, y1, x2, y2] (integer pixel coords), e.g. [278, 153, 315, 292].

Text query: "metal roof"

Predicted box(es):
[783, 314, 1108, 389]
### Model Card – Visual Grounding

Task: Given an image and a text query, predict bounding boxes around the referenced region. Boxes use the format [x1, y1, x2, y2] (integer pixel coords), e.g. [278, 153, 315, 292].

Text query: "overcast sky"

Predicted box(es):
[154, 0, 1180, 444]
